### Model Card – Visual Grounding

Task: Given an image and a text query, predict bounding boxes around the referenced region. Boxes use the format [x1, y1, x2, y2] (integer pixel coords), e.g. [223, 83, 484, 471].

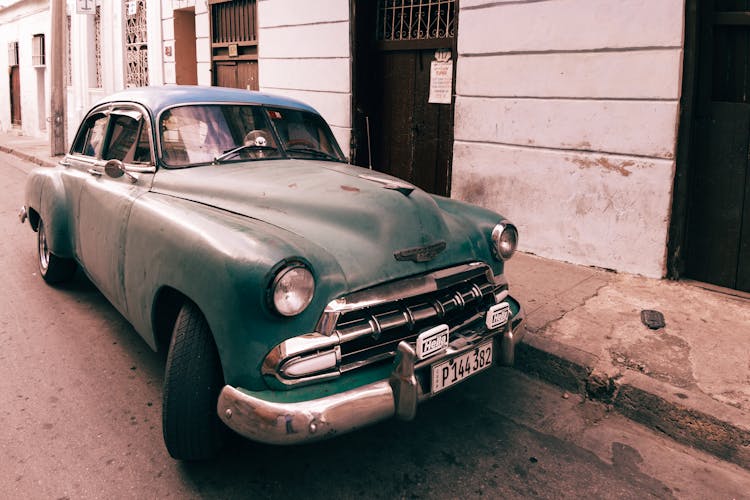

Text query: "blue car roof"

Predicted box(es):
[95, 85, 320, 117]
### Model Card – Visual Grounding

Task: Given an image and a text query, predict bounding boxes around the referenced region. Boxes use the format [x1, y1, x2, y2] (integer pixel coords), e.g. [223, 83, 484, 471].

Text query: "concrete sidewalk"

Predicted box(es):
[2, 130, 749, 469]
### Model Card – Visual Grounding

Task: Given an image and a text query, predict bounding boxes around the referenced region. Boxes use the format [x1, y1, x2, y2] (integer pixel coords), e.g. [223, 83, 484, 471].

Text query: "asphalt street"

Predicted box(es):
[1, 151, 749, 499]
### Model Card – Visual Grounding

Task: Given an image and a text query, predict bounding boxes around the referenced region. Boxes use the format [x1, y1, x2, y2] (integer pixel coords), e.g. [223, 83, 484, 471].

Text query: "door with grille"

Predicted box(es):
[209, 0, 258, 90]
[682, 2, 750, 292]
[353, 0, 456, 196]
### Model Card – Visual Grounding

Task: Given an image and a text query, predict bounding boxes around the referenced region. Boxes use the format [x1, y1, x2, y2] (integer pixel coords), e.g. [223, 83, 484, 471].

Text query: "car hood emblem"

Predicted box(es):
[394, 241, 446, 263]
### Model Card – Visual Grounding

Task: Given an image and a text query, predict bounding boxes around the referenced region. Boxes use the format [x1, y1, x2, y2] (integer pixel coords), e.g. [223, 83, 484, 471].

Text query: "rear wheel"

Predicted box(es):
[37, 218, 76, 284]
[162, 301, 228, 460]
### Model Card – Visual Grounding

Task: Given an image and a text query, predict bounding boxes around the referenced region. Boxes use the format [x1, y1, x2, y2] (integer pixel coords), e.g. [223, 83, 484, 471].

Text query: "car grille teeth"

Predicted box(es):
[333, 275, 497, 371]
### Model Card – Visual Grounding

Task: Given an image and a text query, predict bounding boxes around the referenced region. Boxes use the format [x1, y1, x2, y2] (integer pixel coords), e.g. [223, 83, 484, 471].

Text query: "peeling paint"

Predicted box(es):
[571, 156, 636, 177]
[340, 185, 360, 193]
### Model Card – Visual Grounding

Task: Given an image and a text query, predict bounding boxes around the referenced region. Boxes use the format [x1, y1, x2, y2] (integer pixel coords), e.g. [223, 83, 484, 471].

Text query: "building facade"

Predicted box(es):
[1, 0, 747, 293]
[0, 0, 51, 137]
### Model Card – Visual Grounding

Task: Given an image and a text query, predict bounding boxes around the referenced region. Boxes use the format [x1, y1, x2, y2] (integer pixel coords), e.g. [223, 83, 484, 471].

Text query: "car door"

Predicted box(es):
[74, 105, 156, 313]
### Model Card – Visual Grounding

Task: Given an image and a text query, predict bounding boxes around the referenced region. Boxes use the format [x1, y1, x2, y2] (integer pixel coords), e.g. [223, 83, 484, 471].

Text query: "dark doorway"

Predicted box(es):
[10, 65, 21, 126]
[673, 1, 750, 293]
[9, 40, 21, 126]
[174, 8, 198, 85]
[353, 0, 456, 196]
[209, 0, 258, 90]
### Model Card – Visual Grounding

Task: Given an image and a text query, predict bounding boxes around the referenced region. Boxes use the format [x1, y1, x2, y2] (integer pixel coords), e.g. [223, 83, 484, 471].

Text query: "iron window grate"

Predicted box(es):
[377, 0, 455, 41]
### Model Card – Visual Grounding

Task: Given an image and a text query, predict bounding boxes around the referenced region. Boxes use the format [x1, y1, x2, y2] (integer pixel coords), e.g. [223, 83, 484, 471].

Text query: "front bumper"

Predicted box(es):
[217, 303, 525, 445]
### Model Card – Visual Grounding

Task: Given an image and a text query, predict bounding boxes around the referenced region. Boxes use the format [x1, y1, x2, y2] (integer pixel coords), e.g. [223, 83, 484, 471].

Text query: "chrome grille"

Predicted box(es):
[263, 263, 507, 388]
[330, 264, 500, 371]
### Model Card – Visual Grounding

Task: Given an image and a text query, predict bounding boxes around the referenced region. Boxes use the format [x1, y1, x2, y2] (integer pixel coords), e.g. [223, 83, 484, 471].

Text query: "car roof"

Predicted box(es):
[94, 85, 319, 117]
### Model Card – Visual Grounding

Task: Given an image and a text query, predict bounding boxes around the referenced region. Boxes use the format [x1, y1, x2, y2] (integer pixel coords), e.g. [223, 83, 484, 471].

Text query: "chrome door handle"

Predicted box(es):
[88, 168, 103, 176]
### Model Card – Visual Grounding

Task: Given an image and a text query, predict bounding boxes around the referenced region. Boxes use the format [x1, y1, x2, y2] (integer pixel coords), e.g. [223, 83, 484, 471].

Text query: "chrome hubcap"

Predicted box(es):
[38, 220, 49, 272]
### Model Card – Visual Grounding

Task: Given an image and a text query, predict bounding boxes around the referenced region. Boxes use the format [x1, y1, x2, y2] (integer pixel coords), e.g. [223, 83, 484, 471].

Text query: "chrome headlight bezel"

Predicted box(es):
[270, 262, 315, 317]
[491, 221, 518, 261]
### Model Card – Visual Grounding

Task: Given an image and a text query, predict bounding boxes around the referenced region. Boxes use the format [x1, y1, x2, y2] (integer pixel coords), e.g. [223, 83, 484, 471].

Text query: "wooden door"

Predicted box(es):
[210, 0, 258, 90]
[10, 65, 21, 126]
[353, 0, 456, 196]
[213, 60, 258, 90]
[683, 2, 750, 292]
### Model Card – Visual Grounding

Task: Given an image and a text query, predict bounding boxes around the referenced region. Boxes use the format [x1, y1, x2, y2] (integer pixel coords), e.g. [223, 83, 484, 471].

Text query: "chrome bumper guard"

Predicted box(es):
[217, 304, 525, 445]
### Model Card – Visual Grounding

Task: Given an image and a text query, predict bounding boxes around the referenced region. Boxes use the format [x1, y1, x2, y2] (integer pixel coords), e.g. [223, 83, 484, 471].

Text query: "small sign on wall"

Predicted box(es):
[429, 50, 453, 104]
[76, 0, 96, 15]
[164, 42, 175, 62]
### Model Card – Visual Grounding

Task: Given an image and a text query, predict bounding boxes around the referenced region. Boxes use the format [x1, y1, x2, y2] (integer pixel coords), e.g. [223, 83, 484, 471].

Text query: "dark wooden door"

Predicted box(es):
[10, 66, 21, 126]
[213, 60, 258, 90]
[210, 0, 258, 90]
[353, 0, 456, 196]
[684, 2, 750, 292]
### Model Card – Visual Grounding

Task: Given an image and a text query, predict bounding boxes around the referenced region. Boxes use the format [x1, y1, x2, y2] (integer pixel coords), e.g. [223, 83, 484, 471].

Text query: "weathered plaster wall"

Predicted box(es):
[257, 0, 352, 157]
[452, 0, 684, 278]
[0, 0, 50, 138]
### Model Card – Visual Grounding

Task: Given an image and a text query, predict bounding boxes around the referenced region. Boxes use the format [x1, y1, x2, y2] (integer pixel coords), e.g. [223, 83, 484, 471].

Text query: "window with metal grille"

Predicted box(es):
[32, 34, 45, 66]
[125, 0, 148, 87]
[377, 0, 455, 41]
[8, 41, 18, 66]
[211, 0, 257, 45]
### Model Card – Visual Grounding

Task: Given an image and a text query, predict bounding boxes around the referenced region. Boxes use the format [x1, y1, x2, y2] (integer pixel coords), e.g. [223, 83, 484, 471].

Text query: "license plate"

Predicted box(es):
[486, 302, 510, 330]
[431, 340, 493, 394]
[416, 324, 450, 360]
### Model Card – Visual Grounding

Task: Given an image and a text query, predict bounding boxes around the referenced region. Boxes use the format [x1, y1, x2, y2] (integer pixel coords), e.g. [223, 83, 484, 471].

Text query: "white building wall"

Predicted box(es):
[0, 0, 50, 138]
[257, 0, 352, 157]
[161, 0, 210, 86]
[452, 0, 684, 278]
[65, 0, 162, 145]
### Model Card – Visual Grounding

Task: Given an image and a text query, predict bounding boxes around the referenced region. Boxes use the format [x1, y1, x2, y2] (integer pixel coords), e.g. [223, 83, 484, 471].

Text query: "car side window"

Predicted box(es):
[71, 113, 109, 158]
[103, 110, 152, 164]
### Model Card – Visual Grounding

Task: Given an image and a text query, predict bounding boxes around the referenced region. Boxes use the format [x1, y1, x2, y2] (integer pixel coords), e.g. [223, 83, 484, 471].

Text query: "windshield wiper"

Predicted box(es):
[213, 144, 279, 163]
[285, 147, 341, 162]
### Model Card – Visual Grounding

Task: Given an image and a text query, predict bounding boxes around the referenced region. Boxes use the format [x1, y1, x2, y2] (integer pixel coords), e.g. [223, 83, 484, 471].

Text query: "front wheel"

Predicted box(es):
[162, 301, 228, 460]
[37, 218, 76, 284]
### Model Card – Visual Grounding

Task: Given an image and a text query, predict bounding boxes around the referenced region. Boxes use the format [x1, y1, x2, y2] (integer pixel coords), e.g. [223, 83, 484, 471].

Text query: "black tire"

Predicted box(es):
[37, 218, 76, 284]
[162, 301, 228, 460]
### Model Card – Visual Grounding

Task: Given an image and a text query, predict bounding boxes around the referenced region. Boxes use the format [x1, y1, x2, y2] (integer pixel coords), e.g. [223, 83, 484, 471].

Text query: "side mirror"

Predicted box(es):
[104, 159, 138, 183]
[104, 159, 125, 179]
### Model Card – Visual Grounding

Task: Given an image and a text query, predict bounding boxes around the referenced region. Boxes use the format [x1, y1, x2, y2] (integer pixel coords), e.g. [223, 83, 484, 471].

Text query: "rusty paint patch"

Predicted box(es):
[571, 156, 635, 177]
[288, 183, 297, 189]
[341, 185, 360, 193]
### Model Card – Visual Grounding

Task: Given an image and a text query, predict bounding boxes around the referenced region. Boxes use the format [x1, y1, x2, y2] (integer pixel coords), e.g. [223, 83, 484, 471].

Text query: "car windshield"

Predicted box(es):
[159, 104, 346, 167]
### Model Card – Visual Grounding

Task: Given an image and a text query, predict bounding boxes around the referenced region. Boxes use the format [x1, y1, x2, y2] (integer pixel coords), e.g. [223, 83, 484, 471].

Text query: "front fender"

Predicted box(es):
[123, 194, 348, 391]
[24, 167, 76, 259]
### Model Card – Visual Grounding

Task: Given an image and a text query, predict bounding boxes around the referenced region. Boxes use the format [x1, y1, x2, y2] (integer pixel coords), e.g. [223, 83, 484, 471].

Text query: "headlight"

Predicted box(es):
[271, 263, 315, 316]
[491, 221, 518, 260]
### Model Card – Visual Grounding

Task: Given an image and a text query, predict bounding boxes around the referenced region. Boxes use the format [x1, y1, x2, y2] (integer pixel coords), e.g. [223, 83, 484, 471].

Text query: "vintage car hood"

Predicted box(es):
[150, 160, 496, 291]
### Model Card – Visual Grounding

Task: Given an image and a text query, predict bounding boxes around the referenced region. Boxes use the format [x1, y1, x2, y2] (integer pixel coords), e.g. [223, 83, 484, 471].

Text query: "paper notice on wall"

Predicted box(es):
[429, 60, 453, 104]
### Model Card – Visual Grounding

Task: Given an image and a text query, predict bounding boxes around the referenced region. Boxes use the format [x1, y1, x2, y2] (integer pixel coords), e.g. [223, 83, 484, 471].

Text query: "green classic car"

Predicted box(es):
[20, 86, 525, 460]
